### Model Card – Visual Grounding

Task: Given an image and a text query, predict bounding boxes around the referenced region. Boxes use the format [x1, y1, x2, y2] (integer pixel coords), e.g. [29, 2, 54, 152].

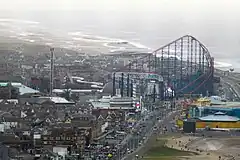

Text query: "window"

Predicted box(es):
[43, 137, 48, 140]
[61, 136, 65, 140]
[66, 137, 71, 140]
[56, 137, 60, 140]
[50, 137, 54, 140]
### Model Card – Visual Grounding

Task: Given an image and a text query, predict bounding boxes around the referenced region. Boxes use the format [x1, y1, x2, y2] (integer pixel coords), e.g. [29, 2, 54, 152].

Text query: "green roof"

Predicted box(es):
[0, 82, 39, 95]
[0, 83, 9, 87]
[211, 102, 240, 108]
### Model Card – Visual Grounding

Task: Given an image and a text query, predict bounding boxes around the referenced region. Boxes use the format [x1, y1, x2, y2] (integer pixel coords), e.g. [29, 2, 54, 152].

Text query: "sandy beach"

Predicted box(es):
[165, 135, 240, 160]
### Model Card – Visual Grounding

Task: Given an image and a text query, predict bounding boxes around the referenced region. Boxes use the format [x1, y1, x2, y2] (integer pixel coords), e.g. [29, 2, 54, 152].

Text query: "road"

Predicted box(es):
[116, 72, 240, 160]
[216, 72, 240, 100]
[122, 108, 180, 160]
[222, 78, 240, 97]
[120, 115, 147, 146]
[113, 112, 156, 160]
[220, 79, 240, 101]
[89, 110, 157, 160]
[87, 104, 179, 160]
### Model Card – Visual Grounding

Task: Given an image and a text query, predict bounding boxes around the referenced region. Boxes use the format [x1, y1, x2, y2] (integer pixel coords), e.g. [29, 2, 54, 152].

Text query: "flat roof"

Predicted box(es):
[195, 102, 240, 108]
[211, 102, 240, 108]
[198, 115, 240, 122]
[91, 102, 110, 108]
[38, 97, 75, 104]
[0, 82, 39, 95]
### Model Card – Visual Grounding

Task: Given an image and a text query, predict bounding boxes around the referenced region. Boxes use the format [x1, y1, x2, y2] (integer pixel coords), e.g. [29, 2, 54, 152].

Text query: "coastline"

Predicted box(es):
[0, 33, 235, 72]
[0, 18, 236, 70]
[0, 18, 151, 56]
[165, 136, 221, 160]
[165, 135, 240, 160]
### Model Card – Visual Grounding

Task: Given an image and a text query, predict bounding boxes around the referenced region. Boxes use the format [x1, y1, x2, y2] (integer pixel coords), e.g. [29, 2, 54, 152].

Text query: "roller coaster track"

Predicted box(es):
[113, 35, 214, 96]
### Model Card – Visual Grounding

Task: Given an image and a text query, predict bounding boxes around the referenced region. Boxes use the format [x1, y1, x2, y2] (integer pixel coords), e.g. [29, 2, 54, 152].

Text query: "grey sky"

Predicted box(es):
[0, 0, 239, 12]
[1, 0, 240, 65]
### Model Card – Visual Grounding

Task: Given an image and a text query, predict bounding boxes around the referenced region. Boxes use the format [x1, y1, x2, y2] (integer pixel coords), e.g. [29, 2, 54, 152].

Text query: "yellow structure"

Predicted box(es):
[195, 121, 240, 128]
[176, 119, 183, 128]
[192, 97, 211, 106]
[176, 119, 240, 129]
[176, 97, 240, 129]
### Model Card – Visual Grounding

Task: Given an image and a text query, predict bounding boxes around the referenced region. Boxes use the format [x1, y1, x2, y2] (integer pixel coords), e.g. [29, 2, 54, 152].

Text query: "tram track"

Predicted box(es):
[220, 76, 240, 99]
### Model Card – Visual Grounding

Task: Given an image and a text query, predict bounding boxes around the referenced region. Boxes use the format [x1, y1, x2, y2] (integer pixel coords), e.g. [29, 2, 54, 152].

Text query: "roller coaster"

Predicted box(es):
[112, 35, 214, 101]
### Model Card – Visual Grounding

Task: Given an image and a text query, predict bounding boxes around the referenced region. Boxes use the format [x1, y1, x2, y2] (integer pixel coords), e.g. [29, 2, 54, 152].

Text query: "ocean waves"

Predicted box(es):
[68, 31, 152, 54]
[0, 18, 235, 70]
[214, 61, 232, 68]
[0, 18, 39, 24]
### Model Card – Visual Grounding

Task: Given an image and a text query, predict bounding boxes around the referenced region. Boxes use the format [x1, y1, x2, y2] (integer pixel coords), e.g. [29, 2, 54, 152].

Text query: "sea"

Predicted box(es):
[0, 9, 239, 71]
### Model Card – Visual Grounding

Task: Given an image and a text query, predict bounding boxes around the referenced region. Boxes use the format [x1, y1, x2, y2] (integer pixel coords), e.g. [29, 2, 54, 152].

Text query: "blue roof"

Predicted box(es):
[205, 107, 233, 111]
[199, 115, 239, 122]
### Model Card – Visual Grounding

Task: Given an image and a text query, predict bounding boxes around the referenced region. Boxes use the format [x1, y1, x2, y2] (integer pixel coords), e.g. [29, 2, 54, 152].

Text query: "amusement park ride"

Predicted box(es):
[111, 35, 215, 106]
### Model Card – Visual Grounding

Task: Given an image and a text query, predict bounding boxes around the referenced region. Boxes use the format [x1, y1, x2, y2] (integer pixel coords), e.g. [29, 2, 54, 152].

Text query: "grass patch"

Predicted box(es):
[146, 147, 192, 157]
[143, 157, 175, 160]
[143, 140, 196, 160]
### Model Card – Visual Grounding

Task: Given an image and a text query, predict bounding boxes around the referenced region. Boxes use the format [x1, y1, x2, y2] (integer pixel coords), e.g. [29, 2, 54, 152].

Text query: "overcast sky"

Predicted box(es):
[1, 0, 240, 63]
[0, 0, 239, 12]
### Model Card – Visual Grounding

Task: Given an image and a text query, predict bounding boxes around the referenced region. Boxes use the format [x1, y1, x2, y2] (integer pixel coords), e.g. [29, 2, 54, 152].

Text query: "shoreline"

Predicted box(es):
[0, 35, 235, 72]
[165, 135, 240, 160]
[0, 18, 236, 70]
[165, 136, 220, 160]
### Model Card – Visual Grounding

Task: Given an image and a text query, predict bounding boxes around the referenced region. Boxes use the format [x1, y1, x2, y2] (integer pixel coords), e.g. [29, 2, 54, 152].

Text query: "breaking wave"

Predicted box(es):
[68, 31, 152, 53]
[0, 18, 235, 69]
[0, 18, 39, 24]
[214, 61, 232, 69]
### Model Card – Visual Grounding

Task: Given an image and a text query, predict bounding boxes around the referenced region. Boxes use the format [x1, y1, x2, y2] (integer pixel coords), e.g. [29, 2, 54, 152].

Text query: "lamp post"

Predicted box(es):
[50, 48, 54, 96]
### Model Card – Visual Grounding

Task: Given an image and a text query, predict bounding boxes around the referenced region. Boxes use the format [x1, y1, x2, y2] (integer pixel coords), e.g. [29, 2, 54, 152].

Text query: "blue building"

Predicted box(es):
[189, 102, 240, 119]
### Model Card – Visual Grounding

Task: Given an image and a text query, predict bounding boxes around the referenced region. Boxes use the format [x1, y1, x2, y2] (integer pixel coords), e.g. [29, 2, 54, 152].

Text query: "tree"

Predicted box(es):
[7, 82, 12, 99]
[11, 87, 19, 99]
[63, 88, 71, 101]
[71, 93, 79, 102]
[6, 82, 19, 99]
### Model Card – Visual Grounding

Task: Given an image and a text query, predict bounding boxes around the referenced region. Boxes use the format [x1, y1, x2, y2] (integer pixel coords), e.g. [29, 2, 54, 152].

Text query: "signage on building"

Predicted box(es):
[0, 124, 4, 133]
[147, 74, 163, 82]
[114, 72, 163, 82]
[34, 134, 41, 139]
[135, 102, 140, 109]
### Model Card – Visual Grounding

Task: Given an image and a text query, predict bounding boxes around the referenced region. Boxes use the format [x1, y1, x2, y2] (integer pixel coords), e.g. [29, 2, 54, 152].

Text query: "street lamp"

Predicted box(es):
[49, 48, 54, 96]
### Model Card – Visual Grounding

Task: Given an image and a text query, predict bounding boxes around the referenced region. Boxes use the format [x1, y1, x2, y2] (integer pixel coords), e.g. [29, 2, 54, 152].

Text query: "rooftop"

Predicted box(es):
[198, 114, 240, 122]
[13, 83, 40, 95]
[0, 82, 39, 95]
[209, 102, 240, 108]
[38, 97, 75, 104]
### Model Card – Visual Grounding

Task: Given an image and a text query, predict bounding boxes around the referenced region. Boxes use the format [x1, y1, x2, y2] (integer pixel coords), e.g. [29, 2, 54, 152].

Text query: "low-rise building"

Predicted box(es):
[41, 126, 88, 147]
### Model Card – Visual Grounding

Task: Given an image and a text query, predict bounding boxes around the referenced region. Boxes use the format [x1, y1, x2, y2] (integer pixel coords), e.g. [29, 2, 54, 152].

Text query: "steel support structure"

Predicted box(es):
[112, 35, 214, 100]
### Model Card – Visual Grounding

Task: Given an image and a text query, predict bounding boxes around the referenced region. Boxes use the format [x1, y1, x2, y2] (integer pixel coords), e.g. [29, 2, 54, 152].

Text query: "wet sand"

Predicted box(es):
[166, 136, 240, 160]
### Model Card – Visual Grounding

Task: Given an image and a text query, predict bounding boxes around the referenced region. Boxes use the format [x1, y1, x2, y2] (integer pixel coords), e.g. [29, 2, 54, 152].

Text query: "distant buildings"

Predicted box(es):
[0, 82, 39, 99]
[0, 51, 147, 159]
